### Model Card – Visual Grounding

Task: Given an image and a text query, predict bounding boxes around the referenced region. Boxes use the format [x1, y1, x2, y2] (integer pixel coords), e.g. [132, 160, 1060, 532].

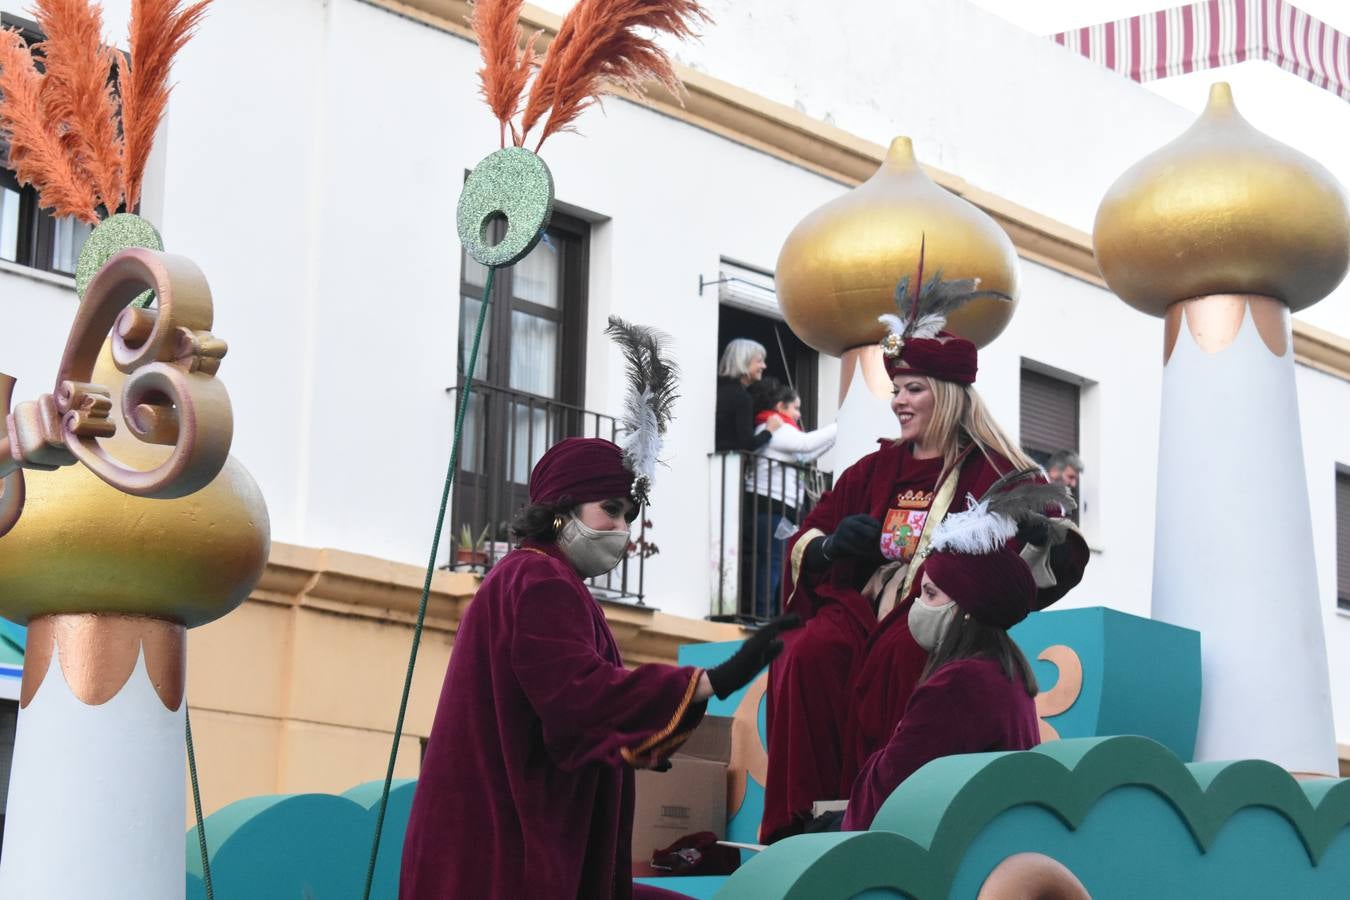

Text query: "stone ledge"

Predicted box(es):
[251, 541, 744, 662]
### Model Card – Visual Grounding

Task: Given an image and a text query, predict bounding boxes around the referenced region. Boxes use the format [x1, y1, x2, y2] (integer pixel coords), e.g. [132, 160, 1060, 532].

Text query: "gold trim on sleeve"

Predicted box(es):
[621, 667, 703, 766]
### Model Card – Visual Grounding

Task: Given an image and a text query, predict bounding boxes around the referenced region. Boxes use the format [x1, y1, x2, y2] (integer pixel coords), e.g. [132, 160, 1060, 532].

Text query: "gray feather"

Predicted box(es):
[889, 265, 1013, 340]
[605, 316, 681, 500]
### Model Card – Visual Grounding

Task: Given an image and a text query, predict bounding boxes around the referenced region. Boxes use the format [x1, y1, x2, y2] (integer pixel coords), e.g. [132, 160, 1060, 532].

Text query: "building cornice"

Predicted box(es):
[249, 541, 744, 665]
[365, 0, 1350, 380]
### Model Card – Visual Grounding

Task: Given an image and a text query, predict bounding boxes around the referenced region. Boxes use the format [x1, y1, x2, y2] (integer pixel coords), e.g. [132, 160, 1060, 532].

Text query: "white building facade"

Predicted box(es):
[1, 0, 1347, 758]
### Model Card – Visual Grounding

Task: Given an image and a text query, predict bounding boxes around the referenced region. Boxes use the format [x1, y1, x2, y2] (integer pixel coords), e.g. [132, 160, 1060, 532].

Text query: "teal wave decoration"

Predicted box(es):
[185, 780, 415, 900]
[715, 736, 1350, 899]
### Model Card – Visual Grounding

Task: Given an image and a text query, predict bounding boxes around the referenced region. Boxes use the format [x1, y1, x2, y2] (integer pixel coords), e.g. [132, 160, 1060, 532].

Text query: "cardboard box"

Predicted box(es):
[631, 715, 732, 862]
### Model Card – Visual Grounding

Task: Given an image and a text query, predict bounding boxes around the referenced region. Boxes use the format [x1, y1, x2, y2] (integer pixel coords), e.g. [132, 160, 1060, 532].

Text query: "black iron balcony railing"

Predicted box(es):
[709, 451, 833, 622]
[446, 382, 647, 603]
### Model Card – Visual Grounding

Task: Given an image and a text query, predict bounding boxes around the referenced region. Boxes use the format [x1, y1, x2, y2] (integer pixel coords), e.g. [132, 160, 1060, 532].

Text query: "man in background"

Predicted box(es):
[1046, 450, 1084, 491]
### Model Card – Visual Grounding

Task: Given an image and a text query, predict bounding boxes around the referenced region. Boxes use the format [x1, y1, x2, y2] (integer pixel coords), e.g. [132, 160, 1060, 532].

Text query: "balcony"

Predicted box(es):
[446, 382, 648, 603]
[708, 451, 833, 622]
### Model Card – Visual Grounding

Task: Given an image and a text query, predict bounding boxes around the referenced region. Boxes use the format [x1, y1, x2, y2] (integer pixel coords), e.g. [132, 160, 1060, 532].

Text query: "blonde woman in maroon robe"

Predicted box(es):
[400, 438, 796, 899]
[761, 272, 1089, 843]
[843, 474, 1067, 829]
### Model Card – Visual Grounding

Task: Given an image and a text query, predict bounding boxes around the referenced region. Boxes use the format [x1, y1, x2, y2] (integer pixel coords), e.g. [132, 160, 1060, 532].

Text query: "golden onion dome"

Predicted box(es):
[1094, 82, 1350, 316]
[0, 343, 269, 628]
[776, 136, 1020, 356]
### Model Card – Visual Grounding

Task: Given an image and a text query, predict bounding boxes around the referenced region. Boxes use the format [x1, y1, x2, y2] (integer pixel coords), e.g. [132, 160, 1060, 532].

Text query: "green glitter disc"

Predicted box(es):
[75, 213, 164, 303]
[456, 147, 554, 268]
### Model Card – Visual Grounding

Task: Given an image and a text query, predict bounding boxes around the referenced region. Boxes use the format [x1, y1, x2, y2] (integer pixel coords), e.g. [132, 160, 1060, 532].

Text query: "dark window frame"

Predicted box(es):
[0, 12, 104, 278]
[1019, 365, 1082, 465]
[456, 209, 590, 405]
[1336, 467, 1350, 611]
[1019, 362, 1083, 522]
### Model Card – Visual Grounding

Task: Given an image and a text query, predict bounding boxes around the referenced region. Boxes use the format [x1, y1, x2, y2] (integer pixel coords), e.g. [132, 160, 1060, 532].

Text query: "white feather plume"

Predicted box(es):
[910, 313, 947, 340]
[619, 386, 661, 489]
[928, 494, 1019, 555]
[878, 313, 906, 337]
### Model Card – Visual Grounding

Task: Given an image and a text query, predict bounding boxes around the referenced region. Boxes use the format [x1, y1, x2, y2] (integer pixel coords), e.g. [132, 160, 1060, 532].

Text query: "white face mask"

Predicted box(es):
[556, 515, 631, 578]
[908, 599, 958, 652]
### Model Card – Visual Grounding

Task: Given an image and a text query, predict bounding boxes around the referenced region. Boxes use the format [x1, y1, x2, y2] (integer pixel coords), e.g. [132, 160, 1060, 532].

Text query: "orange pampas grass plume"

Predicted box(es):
[519, 0, 709, 151]
[119, 0, 211, 212]
[0, 0, 210, 221]
[33, 0, 124, 213]
[0, 29, 98, 222]
[472, 0, 540, 148]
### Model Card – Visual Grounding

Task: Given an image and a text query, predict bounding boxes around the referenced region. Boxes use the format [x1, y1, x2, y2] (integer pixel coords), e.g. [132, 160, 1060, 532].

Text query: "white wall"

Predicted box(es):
[0, 0, 1347, 745]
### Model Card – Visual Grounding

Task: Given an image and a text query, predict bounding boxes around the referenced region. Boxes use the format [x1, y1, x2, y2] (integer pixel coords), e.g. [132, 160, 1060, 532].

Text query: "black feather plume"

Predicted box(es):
[605, 316, 680, 504]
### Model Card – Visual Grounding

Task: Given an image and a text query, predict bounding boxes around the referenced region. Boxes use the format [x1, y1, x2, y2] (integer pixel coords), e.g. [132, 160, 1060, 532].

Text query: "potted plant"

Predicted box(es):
[454, 524, 491, 570]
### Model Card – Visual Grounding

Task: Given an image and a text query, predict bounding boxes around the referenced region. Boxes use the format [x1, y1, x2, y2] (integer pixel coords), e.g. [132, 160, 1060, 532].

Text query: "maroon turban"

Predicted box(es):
[883, 331, 978, 385]
[529, 437, 634, 506]
[921, 545, 1036, 629]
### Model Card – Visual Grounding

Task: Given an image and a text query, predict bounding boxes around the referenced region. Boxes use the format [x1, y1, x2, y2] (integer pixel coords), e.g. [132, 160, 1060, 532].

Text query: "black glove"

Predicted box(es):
[1015, 518, 1051, 547]
[803, 514, 883, 571]
[706, 614, 802, 700]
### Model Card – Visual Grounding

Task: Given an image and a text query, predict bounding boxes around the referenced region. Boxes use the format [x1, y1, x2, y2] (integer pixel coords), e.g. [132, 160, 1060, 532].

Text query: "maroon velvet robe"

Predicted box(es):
[762, 441, 1088, 841]
[399, 541, 705, 900]
[842, 657, 1041, 830]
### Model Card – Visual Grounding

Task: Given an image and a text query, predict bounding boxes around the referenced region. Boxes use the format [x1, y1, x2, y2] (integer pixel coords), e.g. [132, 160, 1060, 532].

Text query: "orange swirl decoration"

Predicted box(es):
[0, 248, 231, 537]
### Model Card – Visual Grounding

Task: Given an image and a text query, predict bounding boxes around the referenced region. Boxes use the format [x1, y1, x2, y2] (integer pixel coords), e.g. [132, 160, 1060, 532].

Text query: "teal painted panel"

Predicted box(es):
[636, 875, 729, 898]
[715, 737, 1350, 899]
[0, 617, 26, 654]
[185, 780, 416, 900]
[1010, 607, 1201, 760]
[951, 786, 1350, 898]
[679, 640, 764, 850]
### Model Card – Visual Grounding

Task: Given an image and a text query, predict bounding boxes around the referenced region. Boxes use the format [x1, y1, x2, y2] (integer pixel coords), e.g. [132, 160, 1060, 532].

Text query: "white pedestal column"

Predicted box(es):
[0, 615, 186, 900]
[832, 346, 900, 473]
[1151, 295, 1336, 774]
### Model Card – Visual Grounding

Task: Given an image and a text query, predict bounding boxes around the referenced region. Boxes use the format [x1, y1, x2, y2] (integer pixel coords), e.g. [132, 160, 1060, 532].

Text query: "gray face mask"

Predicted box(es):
[908, 599, 958, 652]
[556, 515, 631, 578]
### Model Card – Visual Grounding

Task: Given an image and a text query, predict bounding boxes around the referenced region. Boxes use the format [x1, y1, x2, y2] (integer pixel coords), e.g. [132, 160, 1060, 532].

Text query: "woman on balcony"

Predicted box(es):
[714, 338, 782, 452]
[760, 275, 1089, 844]
[400, 437, 795, 899]
[744, 376, 837, 619]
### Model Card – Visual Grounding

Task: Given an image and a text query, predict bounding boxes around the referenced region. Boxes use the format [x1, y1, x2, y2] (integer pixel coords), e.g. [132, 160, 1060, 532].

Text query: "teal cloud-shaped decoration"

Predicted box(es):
[715, 736, 1350, 899]
[186, 780, 415, 900]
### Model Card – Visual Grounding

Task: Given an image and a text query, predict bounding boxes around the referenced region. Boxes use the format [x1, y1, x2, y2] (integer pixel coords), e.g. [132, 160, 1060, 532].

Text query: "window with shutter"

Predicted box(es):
[1337, 469, 1350, 611]
[0, 700, 15, 823]
[1019, 367, 1080, 464]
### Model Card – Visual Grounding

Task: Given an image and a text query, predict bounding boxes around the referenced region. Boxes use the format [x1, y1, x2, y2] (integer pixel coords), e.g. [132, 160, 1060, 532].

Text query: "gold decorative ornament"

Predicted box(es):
[0, 341, 268, 628]
[1034, 644, 1083, 742]
[1094, 82, 1350, 316]
[0, 245, 268, 628]
[776, 137, 1020, 356]
[21, 614, 185, 711]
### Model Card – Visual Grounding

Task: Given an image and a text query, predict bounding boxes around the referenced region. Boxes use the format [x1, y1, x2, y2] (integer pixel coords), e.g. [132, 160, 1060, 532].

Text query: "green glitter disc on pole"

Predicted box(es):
[457, 147, 554, 267]
[75, 213, 165, 304]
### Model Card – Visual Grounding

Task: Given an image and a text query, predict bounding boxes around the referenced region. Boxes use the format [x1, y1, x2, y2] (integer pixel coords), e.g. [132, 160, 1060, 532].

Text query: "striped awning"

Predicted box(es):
[1052, 0, 1350, 103]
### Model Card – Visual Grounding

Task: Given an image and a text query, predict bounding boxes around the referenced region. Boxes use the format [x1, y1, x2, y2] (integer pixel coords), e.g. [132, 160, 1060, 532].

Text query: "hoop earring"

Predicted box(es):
[552, 514, 566, 535]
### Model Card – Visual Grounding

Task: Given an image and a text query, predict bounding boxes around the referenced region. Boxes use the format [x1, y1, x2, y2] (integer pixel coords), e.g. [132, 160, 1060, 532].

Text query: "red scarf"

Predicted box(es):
[755, 410, 800, 431]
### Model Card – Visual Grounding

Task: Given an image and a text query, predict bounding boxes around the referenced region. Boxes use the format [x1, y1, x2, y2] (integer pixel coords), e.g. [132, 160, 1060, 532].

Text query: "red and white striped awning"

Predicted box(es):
[1051, 0, 1350, 103]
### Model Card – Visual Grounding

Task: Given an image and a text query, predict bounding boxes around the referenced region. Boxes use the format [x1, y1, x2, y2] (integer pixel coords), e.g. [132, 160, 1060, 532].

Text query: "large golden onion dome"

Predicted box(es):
[1094, 82, 1350, 316]
[776, 136, 1020, 356]
[0, 343, 269, 627]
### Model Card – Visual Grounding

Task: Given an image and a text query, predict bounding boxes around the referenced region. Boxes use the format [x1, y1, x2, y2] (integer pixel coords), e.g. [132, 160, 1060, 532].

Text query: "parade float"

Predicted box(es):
[0, 0, 1346, 898]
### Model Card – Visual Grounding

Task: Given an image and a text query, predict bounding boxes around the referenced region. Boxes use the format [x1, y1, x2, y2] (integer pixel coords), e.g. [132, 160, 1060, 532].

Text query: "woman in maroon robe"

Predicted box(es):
[400, 438, 794, 899]
[843, 501, 1050, 830]
[761, 277, 1089, 843]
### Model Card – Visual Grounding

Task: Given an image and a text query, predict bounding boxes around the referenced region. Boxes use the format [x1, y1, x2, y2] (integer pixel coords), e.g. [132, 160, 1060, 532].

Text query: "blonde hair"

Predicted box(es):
[919, 377, 1037, 473]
